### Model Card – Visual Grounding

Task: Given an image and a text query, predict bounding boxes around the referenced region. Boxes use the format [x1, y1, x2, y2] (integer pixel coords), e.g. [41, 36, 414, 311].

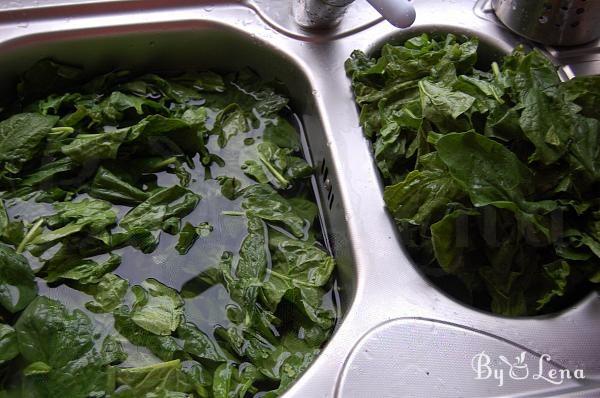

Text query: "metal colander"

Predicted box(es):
[492, 0, 600, 46]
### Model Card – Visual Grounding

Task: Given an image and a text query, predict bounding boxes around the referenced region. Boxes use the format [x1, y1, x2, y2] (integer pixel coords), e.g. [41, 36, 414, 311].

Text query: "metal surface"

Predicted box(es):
[0, 0, 598, 397]
[491, 0, 600, 46]
[337, 319, 587, 397]
[293, 0, 415, 29]
[475, 0, 600, 79]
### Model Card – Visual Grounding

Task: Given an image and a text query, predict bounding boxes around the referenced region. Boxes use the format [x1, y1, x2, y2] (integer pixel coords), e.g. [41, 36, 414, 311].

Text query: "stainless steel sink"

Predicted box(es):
[0, 0, 598, 397]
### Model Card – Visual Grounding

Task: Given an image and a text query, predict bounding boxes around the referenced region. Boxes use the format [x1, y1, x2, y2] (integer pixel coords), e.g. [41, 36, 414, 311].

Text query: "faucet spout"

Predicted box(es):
[293, 0, 416, 30]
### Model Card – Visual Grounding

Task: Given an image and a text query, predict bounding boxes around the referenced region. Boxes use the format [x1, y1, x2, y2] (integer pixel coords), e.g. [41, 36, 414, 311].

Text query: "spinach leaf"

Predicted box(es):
[418, 79, 475, 128]
[15, 296, 94, 368]
[177, 70, 226, 92]
[431, 208, 479, 275]
[436, 132, 556, 237]
[62, 129, 128, 163]
[18, 59, 84, 101]
[223, 69, 288, 118]
[561, 75, 600, 118]
[436, 132, 533, 206]
[20, 157, 75, 188]
[14, 296, 112, 398]
[212, 362, 258, 398]
[44, 253, 121, 284]
[89, 167, 150, 205]
[383, 154, 462, 225]
[567, 116, 600, 183]
[0, 324, 19, 364]
[120, 186, 200, 232]
[240, 184, 310, 239]
[263, 233, 335, 329]
[243, 142, 312, 189]
[175, 222, 213, 255]
[216, 176, 243, 200]
[535, 261, 570, 310]
[29, 198, 117, 248]
[518, 89, 571, 165]
[127, 115, 200, 153]
[22, 350, 112, 398]
[99, 91, 167, 122]
[215, 104, 248, 148]
[0, 200, 24, 247]
[85, 273, 129, 313]
[260, 336, 321, 397]
[263, 117, 300, 151]
[115, 359, 202, 397]
[220, 217, 269, 315]
[0, 113, 58, 174]
[177, 322, 228, 363]
[101, 334, 127, 365]
[131, 279, 184, 336]
[114, 305, 183, 361]
[0, 243, 38, 313]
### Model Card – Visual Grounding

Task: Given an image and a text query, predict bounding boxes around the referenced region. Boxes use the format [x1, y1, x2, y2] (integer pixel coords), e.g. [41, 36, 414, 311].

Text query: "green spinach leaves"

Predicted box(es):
[347, 33, 600, 315]
[0, 61, 336, 397]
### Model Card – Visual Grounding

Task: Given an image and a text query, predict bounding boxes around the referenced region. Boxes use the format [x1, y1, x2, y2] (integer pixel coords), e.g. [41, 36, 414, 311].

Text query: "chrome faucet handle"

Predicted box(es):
[293, 0, 416, 30]
[367, 0, 415, 28]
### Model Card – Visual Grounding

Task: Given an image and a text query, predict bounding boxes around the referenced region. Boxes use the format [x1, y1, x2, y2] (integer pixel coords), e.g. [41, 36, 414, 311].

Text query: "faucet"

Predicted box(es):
[293, 0, 416, 30]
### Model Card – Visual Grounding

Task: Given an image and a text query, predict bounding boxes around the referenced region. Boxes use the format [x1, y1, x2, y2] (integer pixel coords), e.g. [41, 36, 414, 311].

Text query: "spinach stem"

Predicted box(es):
[50, 127, 75, 135]
[153, 157, 178, 170]
[221, 211, 245, 216]
[258, 154, 289, 188]
[492, 62, 501, 80]
[270, 270, 315, 287]
[17, 218, 44, 253]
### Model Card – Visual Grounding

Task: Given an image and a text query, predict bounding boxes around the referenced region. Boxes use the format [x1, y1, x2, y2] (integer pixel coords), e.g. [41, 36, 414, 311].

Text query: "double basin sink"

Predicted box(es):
[0, 0, 598, 396]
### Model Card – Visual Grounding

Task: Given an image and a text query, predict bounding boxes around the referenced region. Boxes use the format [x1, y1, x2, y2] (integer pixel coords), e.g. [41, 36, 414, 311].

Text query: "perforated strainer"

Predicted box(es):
[492, 0, 600, 46]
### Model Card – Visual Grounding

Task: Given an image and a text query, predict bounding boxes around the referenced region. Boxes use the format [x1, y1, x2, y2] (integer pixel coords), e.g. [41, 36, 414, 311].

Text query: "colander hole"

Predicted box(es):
[576, 8, 584, 14]
[571, 21, 580, 27]
[554, 23, 562, 28]
[322, 164, 329, 183]
[560, 6, 568, 11]
[544, 3, 552, 10]
[538, 15, 548, 23]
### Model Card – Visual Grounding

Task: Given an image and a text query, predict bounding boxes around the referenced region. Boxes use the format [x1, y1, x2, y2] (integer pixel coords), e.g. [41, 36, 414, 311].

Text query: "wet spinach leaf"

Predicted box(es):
[0, 324, 19, 365]
[0, 113, 58, 174]
[175, 222, 213, 255]
[14, 296, 112, 398]
[0, 243, 37, 313]
[131, 279, 185, 336]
